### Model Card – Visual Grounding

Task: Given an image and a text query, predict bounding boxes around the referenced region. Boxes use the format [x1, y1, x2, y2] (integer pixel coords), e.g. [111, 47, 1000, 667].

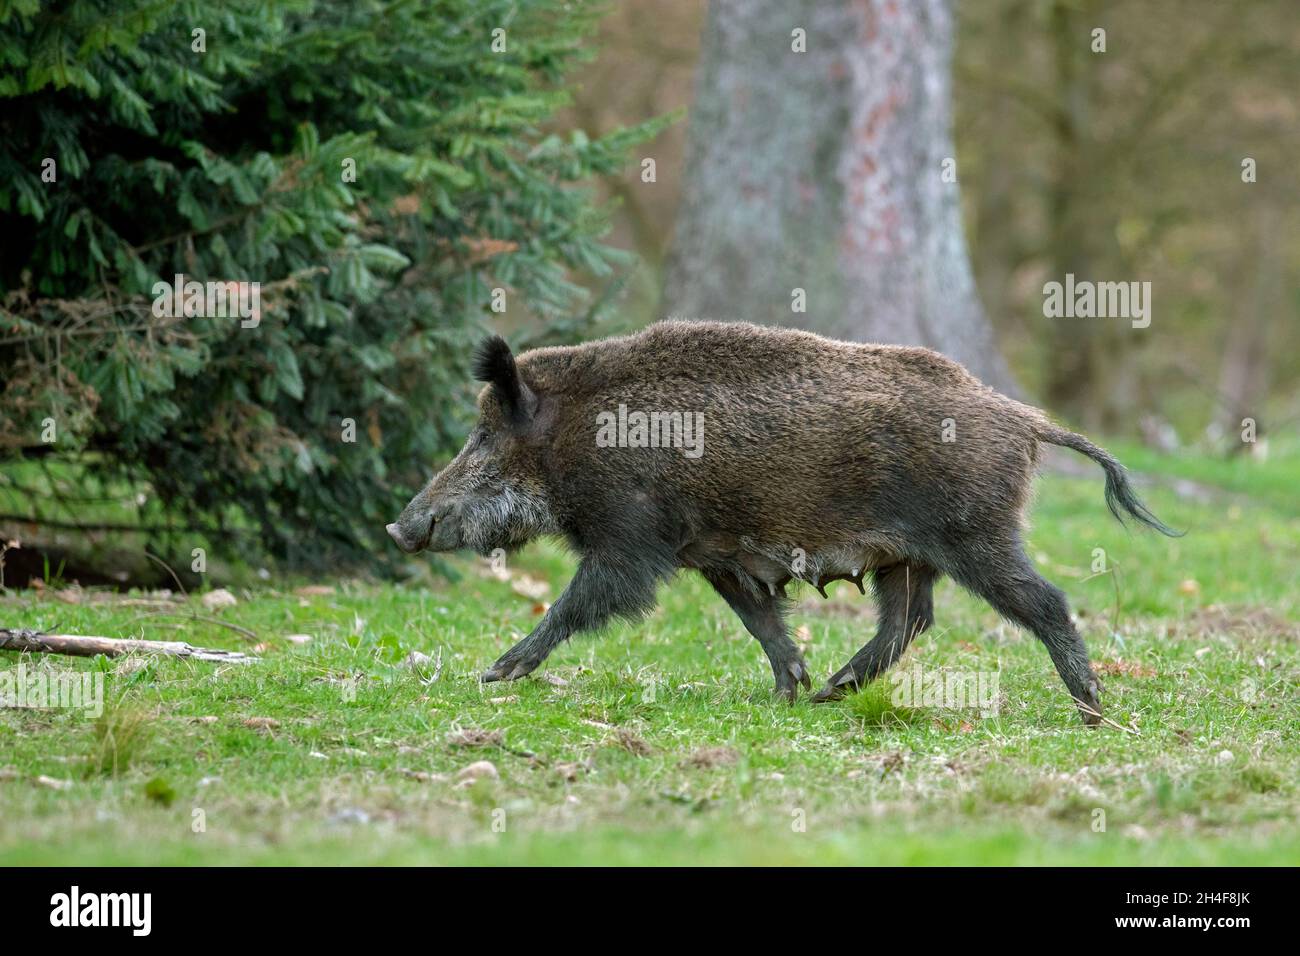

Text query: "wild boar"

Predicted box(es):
[387, 320, 1179, 724]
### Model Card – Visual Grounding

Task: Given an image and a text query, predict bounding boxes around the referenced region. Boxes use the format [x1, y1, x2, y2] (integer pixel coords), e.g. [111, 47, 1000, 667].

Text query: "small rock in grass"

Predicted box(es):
[285, 633, 313, 645]
[201, 588, 238, 611]
[243, 717, 280, 731]
[1216, 749, 1235, 764]
[456, 760, 499, 783]
[34, 775, 72, 791]
[294, 585, 335, 597]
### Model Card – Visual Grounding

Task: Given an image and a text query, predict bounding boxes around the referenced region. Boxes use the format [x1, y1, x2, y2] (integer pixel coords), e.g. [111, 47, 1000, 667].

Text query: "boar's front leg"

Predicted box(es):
[480, 553, 663, 683]
[705, 570, 812, 702]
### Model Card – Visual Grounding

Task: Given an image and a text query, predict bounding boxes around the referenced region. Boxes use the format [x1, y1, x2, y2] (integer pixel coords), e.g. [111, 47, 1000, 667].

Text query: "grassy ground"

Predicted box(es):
[1, 453, 1297, 865]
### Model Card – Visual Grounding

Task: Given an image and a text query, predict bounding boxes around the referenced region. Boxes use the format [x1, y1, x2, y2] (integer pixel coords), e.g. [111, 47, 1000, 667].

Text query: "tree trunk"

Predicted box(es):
[663, 0, 1014, 393]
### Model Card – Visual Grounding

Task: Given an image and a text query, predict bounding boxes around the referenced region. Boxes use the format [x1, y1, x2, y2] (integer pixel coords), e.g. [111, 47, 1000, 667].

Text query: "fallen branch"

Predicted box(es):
[0, 627, 259, 663]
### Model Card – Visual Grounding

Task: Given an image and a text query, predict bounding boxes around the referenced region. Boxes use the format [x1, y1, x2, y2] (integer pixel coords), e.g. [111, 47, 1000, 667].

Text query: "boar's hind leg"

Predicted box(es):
[480, 554, 664, 684]
[705, 571, 811, 702]
[812, 563, 937, 703]
[951, 548, 1102, 726]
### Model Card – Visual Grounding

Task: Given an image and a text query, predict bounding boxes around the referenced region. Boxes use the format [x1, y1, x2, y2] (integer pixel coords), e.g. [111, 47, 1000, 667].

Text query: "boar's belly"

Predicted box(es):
[679, 534, 898, 592]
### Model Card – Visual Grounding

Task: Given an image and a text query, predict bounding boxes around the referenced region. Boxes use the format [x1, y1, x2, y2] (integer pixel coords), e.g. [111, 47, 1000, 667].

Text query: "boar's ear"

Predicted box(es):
[472, 335, 536, 425]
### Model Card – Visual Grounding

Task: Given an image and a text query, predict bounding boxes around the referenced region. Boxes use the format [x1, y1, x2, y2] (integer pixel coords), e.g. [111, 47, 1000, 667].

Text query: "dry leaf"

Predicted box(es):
[446, 728, 503, 749]
[294, 585, 335, 597]
[511, 574, 550, 600]
[1095, 659, 1156, 678]
[616, 729, 653, 756]
[554, 761, 584, 782]
[391, 194, 420, 215]
[794, 624, 812, 650]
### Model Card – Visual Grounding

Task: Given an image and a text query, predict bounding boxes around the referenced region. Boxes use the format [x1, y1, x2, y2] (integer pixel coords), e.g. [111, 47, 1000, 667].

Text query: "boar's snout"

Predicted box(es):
[385, 521, 422, 553]
[387, 495, 469, 554]
[386, 504, 437, 554]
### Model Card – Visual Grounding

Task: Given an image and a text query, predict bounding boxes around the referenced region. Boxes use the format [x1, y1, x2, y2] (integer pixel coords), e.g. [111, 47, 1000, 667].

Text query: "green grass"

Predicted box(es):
[1, 455, 1297, 865]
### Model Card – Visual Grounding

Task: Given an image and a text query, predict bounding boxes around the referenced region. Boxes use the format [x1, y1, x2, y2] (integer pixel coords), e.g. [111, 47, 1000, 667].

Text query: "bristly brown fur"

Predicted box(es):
[393, 319, 1177, 723]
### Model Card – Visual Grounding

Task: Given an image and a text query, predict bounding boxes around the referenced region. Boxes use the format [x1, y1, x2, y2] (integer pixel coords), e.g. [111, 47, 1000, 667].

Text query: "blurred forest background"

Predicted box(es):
[1, 0, 1297, 583]
[569, 0, 1299, 437]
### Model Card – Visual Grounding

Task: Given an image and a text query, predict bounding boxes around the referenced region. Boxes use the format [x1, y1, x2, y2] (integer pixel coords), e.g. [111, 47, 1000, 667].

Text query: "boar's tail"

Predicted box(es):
[1038, 425, 1184, 537]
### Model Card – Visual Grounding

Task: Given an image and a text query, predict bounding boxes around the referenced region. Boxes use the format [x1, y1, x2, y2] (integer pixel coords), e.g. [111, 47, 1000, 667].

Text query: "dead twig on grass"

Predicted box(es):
[0, 627, 259, 663]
